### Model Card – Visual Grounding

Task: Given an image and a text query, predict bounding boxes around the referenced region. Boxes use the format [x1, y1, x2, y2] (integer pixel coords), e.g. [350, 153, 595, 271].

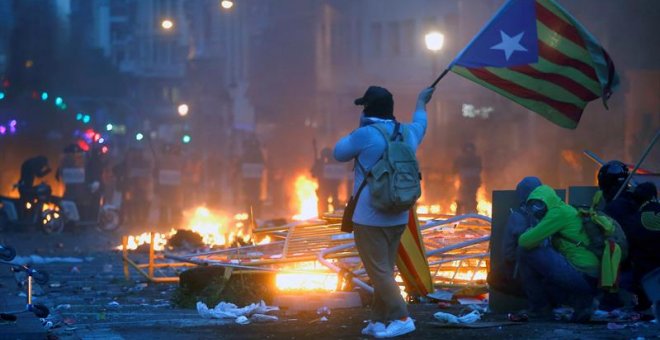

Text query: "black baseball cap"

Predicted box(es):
[354, 86, 394, 119]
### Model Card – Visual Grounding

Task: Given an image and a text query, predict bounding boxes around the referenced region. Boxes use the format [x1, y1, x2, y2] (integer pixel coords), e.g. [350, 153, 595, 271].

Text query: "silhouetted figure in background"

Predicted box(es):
[240, 137, 264, 218]
[156, 144, 183, 228]
[312, 147, 343, 215]
[115, 148, 152, 225]
[454, 143, 482, 215]
[83, 145, 107, 221]
[56, 144, 86, 203]
[18, 156, 52, 208]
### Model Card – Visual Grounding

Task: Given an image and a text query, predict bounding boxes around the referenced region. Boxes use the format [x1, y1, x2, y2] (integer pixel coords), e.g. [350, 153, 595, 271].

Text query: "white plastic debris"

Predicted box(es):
[433, 310, 481, 324]
[250, 314, 279, 323]
[197, 300, 279, 320]
[320, 316, 329, 322]
[235, 316, 250, 325]
[108, 301, 120, 308]
[55, 304, 71, 311]
[10, 255, 84, 265]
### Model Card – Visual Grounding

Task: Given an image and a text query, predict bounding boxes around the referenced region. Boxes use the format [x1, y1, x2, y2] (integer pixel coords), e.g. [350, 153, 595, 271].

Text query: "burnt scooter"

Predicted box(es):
[0, 244, 50, 321]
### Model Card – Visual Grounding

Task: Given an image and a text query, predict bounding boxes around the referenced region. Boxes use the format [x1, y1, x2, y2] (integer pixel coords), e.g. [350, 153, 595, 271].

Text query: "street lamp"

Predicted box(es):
[177, 103, 189, 117]
[161, 19, 174, 30]
[425, 31, 445, 53]
[220, 0, 234, 9]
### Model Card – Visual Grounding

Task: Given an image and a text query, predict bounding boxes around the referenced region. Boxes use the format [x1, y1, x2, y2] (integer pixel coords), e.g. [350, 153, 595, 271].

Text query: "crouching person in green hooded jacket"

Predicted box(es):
[517, 185, 599, 323]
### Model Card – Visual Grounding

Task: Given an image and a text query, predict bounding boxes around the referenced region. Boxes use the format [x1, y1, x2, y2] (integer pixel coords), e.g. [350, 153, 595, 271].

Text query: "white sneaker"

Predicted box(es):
[361, 321, 386, 336]
[374, 318, 415, 338]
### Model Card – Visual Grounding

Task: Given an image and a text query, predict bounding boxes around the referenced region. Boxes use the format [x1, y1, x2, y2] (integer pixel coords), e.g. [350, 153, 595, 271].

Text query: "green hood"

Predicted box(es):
[519, 185, 600, 276]
[527, 185, 562, 209]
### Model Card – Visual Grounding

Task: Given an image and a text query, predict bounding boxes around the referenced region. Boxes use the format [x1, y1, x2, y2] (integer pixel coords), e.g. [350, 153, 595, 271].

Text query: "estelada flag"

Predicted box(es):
[450, 0, 619, 129]
[395, 207, 433, 296]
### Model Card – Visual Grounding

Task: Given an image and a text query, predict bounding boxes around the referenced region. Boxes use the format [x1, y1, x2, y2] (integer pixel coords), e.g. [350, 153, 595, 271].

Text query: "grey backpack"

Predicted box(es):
[366, 123, 421, 213]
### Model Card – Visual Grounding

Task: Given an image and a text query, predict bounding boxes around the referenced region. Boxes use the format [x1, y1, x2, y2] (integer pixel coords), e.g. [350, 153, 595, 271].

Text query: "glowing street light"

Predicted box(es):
[161, 19, 174, 30]
[177, 103, 189, 116]
[221, 0, 234, 9]
[425, 31, 445, 52]
[135, 132, 144, 141]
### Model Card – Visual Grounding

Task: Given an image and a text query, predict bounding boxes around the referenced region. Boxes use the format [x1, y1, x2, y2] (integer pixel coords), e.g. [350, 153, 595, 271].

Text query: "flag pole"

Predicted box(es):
[612, 129, 660, 201]
[430, 68, 450, 88]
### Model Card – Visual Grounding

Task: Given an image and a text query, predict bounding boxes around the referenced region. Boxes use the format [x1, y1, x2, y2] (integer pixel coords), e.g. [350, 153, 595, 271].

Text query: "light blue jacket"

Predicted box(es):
[333, 110, 427, 227]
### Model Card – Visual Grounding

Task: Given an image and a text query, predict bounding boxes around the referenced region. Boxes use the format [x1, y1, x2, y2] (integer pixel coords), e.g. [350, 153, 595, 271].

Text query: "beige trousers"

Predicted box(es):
[354, 224, 408, 322]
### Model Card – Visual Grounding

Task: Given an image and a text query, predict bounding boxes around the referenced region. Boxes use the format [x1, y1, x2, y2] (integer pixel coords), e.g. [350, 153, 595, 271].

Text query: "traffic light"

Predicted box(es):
[135, 132, 144, 141]
[55, 97, 63, 106]
[106, 123, 113, 131]
[41, 92, 48, 101]
[76, 113, 83, 121]
[82, 115, 91, 124]
[182, 134, 191, 144]
[0, 91, 4, 100]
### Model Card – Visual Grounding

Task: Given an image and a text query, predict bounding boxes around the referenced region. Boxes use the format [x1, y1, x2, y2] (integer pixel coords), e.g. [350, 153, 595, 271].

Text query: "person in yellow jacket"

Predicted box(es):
[517, 185, 599, 323]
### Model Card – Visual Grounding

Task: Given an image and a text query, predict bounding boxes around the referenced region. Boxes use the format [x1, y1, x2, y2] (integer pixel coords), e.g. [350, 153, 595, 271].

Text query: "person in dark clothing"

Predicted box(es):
[597, 160, 641, 310]
[489, 177, 543, 298]
[18, 156, 52, 206]
[627, 182, 660, 311]
[517, 185, 599, 322]
[453, 143, 482, 215]
[83, 146, 107, 221]
[598, 161, 638, 230]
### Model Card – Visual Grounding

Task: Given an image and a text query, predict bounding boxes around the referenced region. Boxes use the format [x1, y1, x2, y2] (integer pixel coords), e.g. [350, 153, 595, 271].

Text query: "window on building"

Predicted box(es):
[389, 22, 401, 56]
[402, 19, 415, 56]
[370, 22, 382, 56]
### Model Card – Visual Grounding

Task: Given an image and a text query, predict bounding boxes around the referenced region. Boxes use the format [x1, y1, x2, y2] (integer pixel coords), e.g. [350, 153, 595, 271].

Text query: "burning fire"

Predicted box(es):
[275, 261, 338, 292]
[292, 174, 318, 221]
[476, 186, 492, 217]
[119, 207, 270, 251]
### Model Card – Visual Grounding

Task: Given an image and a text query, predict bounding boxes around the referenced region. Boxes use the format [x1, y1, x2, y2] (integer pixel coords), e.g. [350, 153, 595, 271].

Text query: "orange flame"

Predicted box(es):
[292, 174, 319, 221]
[476, 186, 492, 217]
[118, 207, 270, 251]
[275, 261, 337, 292]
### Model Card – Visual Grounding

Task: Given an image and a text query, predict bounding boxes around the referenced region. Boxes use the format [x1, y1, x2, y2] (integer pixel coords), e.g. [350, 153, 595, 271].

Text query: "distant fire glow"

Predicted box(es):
[292, 174, 318, 220]
[275, 262, 337, 292]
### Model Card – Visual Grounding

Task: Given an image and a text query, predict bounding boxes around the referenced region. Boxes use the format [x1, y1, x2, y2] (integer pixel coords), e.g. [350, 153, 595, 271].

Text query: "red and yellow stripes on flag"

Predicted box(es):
[451, 0, 615, 129]
[395, 207, 433, 296]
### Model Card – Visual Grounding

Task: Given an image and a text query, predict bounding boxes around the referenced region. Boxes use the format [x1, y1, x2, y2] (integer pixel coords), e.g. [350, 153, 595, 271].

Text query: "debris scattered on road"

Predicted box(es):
[197, 300, 279, 320]
[434, 310, 481, 324]
[235, 315, 250, 324]
[11, 255, 84, 265]
[55, 304, 71, 310]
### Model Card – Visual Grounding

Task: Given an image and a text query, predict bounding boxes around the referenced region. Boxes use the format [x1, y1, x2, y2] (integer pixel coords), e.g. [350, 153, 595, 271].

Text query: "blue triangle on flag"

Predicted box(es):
[452, 0, 539, 68]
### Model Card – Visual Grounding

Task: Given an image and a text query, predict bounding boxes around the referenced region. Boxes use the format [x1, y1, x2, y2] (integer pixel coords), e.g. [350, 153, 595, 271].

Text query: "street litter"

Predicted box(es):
[428, 290, 454, 301]
[235, 315, 250, 325]
[251, 314, 279, 322]
[55, 304, 71, 310]
[466, 304, 488, 313]
[434, 310, 481, 324]
[108, 301, 120, 308]
[10, 255, 84, 265]
[607, 322, 628, 330]
[197, 300, 279, 320]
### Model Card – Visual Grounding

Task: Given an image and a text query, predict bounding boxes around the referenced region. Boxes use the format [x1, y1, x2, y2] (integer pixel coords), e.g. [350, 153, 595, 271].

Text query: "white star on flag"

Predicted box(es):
[490, 30, 528, 60]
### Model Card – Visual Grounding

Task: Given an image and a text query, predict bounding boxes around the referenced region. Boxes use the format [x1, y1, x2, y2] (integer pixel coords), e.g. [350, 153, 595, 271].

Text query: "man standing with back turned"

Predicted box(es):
[334, 85, 434, 338]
